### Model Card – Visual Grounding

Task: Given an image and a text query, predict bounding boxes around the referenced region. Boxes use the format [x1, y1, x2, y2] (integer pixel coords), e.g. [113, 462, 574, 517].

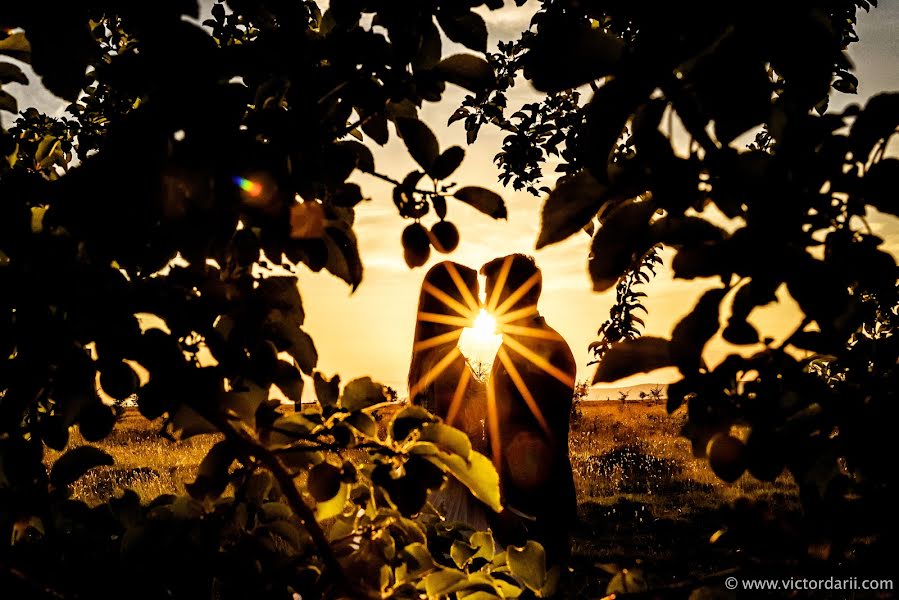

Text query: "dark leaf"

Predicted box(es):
[453, 186, 507, 219]
[786, 254, 850, 330]
[431, 194, 448, 220]
[335, 140, 375, 173]
[361, 113, 389, 145]
[417, 447, 501, 512]
[0, 62, 28, 85]
[323, 224, 363, 290]
[650, 216, 726, 247]
[588, 199, 656, 291]
[185, 441, 235, 500]
[670, 288, 727, 373]
[390, 405, 435, 442]
[436, 54, 495, 94]
[259, 276, 304, 323]
[418, 422, 471, 458]
[0, 89, 17, 114]
[863, 158, 899, 216]
[583, 75, 654, 180]
[414, 20, 442, 71]
[429, 146, 465, 180]
[593, 337, 673, 383]
[833, 72, 858, 94]
[396, 117, 440, 171]
[436, 11, 487, 53]
[538, 170, 611, 249]
[314, 371, 340, 408]
[50, 446, 114, 488]
[273, 360, 304, 403]
[170, 405, 219, 440]
[722, 321, 759, 345]
[681, 42, 772, 143]
[448, 107, 468, 126]
[345, 411, 378, 437]
[671, 245, 727, 279]
[339, 377, 387, 412]
[525, 25, 622, 93]
[265, 311, 317, 374]
[507, 541, 548, 593]
[849, 92, 899, 160]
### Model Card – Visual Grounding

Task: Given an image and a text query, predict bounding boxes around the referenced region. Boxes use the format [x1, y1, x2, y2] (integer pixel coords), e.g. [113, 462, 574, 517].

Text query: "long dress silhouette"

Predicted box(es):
[407, 261, 489, 530]
[481, 254, 577, 567]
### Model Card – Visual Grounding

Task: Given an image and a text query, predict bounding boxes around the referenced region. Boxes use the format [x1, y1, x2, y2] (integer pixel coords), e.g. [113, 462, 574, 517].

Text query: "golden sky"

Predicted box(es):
[296, 3, 899, 397]
[9, 2, 899, 398]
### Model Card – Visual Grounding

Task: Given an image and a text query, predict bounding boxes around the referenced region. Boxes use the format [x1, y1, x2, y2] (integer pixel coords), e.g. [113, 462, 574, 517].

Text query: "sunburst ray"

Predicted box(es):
[414, 328, 463, 352]
[408, 345, 462, 400]
[498, 323, 564, 341]
[417, 311, 473, 328]
[493, 272, 541, 317]
[502, 335, 576, 388]
[444, 366, 471, 427]
[486, 377, 502, 471]
[422, 281, 475, 319]
[495, 305, 538, 325]
[444, 262, 480, 314]
[497, 347, 553, 440]
[486, 255, 513, 313]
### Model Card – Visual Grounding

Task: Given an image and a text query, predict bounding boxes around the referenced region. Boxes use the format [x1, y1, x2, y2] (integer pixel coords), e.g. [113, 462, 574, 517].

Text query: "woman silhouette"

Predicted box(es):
[407, 261, 489, 530]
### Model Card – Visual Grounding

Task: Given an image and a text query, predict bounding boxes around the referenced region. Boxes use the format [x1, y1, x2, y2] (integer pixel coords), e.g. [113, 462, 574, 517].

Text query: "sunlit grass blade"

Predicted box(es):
[503, 335, 576, 388]
[408, 346, 462, 400]
[413, 328, 463, 352]
[497, 347, 552, 440]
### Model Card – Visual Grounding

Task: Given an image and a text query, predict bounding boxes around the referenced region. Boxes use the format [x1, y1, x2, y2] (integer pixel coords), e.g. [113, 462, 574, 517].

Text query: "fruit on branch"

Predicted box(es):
[402, 222, 431, 268]
[708, 433, 747, 483]
[430, 219, 459, 254]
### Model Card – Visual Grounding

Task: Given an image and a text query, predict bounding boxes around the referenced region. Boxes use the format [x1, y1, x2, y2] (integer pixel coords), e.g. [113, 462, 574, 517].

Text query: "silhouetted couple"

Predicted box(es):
[407, 255, 577, 567]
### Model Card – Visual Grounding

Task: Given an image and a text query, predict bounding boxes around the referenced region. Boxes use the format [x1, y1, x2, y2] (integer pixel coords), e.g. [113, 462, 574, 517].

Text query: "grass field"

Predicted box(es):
[567, 401, 800, 596]
[571, 400, 798, 514]
[49, 400, 800, 595]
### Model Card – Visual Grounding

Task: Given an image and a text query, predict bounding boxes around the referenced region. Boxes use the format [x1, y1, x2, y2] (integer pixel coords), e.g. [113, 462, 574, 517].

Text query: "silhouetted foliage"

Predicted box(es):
[465, 0, 896, 578]
[589, 245, 661, 362]
[1, 0, 896, 596]
[0, 4, 553, 599]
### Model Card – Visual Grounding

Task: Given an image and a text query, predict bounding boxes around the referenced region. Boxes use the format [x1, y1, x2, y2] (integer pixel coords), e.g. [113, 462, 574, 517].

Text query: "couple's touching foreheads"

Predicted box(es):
[407, 254, 577, 570]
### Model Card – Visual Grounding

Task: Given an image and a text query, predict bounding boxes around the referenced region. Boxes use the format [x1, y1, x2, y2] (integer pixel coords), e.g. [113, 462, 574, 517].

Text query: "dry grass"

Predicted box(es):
[570, 400, 799, 519]
[43, 401, 801, 597]
[50, 402, 798, 519]
[46, 409, 219, 505]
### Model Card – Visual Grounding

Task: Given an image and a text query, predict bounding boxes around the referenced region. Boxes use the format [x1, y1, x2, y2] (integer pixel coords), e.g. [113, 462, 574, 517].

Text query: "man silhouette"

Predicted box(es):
[480, 254, 577, 567]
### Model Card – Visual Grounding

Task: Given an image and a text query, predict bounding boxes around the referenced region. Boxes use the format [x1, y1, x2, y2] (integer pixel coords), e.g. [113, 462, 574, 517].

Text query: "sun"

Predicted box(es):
[458, 309, 503, 369]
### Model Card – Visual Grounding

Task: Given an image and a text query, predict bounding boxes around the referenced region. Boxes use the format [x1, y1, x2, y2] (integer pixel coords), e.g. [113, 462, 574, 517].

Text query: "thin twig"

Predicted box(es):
[195, 409, 352, 596]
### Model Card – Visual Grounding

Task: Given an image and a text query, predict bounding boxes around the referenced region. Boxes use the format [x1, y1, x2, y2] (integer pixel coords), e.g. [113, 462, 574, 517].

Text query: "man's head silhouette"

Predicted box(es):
[481, 254, 542, 316]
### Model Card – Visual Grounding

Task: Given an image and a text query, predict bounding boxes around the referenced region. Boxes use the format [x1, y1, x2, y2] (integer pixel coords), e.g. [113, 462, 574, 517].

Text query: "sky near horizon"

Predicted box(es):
[7, 2, 899, 398]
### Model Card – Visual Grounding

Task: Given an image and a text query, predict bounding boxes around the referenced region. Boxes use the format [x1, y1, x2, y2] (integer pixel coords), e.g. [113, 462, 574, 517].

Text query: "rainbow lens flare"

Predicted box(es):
[232, 176, 264, 198]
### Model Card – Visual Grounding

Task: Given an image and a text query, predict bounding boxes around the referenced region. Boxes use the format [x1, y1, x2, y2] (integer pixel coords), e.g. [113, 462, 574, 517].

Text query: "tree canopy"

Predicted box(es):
[1, 0, 896, 597]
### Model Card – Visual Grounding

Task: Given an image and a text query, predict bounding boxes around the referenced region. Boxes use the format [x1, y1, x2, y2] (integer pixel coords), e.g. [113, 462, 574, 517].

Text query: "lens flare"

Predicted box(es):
[232, 176, 264, 198]
[458, 309, 502, 368]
